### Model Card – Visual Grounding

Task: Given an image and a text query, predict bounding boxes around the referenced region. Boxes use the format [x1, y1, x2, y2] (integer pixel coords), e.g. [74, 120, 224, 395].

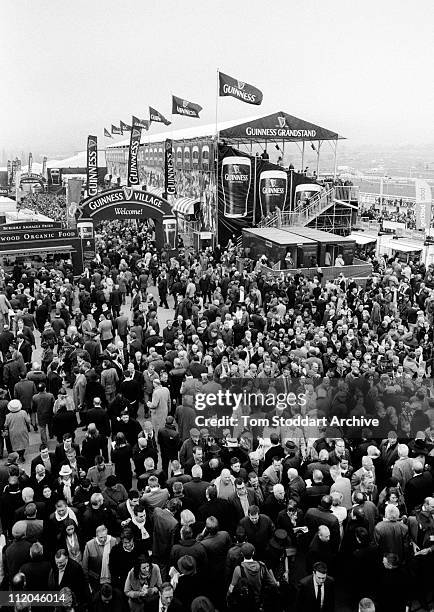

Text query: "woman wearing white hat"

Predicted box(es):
[3, 399, 31, 463]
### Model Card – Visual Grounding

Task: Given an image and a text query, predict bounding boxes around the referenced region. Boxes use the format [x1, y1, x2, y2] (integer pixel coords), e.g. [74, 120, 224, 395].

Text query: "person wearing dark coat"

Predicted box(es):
[158, 416, 181, 475]
[404, 461, 433, 513]
[81, 424, 109, 467]
[84, 397, 111, 437]
[19, 541, 51, 591]
[3, 521, 32, 583]
[304, 496, 341, 553]
[81, 492, 119, 541]
[112, 410, 142, 447]
[13, 377, 37, 414]
[46, 363, 64, 399]
[295, 562, 335, 612]
[54, 435, 80, 465]
[52, 405, 78, 444]
[109, 527, 147, 591]
[48, 549, 90, 608]
[197, 485, 232, 533]
[111, 432, 133, 490]
[16, 334, 32, 365]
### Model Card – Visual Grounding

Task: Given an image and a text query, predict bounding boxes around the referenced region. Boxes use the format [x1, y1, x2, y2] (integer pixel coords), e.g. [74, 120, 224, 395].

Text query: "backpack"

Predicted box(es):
[228, 562, 266, 611]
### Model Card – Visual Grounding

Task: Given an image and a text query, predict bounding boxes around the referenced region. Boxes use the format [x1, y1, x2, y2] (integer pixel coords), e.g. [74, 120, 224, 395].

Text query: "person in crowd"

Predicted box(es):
[0, 212, 432, 611]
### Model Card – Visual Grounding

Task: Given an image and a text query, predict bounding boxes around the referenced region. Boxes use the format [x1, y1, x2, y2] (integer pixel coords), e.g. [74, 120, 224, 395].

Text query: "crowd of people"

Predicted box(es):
[0, 218, 432, 612]
[19, 194, 67, 223]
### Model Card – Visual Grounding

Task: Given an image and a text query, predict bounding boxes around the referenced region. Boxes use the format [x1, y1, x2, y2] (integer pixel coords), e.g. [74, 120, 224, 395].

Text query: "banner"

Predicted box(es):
[104, 128, 113, 138]
[120, 120, 132, 132]
[28, 153, 33, 174]
[111, 124, 122, 135]
[415, 179, 433, 232]
[87, 135, 98, 197]
[164, 139, 176, 198]
[7, 161, 11, 186]
[66, 178, 82, 228]
[127, 126, 142, 187]
[172, 95, 202, 118]
[149, 107, 171, 125]
[132, 116, 149, 130]
[218, 71, 263, 105]
[42, 156, 47, 179]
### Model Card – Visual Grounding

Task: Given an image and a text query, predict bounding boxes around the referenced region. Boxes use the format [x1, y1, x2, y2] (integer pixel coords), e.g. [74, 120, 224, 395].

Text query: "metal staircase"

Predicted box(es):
[258, 187, 335, 228]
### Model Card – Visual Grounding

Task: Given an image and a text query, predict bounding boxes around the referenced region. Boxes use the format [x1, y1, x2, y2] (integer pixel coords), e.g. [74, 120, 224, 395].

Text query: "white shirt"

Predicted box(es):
[314, 580, 324, 608]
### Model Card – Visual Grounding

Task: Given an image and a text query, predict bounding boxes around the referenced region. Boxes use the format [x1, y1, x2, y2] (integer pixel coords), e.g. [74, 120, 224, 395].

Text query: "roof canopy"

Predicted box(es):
[219, 111, 344, 143]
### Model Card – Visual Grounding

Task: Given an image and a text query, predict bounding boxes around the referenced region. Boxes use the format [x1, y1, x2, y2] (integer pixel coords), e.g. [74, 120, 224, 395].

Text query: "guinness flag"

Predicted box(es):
[28, 152, 33, 174]
[132, 116, 150, 130]
[87, 135, 98, 197]
[172, 95, 202, 118]
[111, 124, 122, 135]
[104, 128, 113, 138]
[127, 126, 142, 187]
[149, 107, 171, 126]
[218, 71, 263, 105]
[120, 121, 132, 132]
[164, 139, 176, 198]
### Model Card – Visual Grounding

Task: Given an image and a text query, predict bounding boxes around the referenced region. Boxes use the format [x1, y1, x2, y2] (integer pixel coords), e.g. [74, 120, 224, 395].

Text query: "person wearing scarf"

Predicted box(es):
[124, 554, 162, 612]
[61, 518, 83, 564]
[82, 525, 116, 594]
[57, 465, 76, 504]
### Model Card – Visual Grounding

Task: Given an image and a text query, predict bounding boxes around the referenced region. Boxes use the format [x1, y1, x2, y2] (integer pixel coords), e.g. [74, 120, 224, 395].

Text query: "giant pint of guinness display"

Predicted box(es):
[222, 156, 251, 218]
[259, 170, 288, 215]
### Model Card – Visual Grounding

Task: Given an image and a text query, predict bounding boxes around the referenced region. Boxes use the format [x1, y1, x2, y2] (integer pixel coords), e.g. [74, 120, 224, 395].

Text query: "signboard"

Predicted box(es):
[79, 187, 174, 220]
[0, 188, 9, 197]
[0, 221, 62, 232]
[0, 228, 78, 246]
[20, 172, 46, 184]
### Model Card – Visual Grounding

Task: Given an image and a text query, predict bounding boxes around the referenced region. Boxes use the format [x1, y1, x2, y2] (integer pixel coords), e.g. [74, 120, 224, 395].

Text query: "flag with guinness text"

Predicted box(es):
[111, 125, 122, 135]
[132, 116, 149, 130]
[87, 135, 98, 197]
[172, 95, 202, 118]
[149, 107, 171, 125]
[219, 72, 263, 105]
[127, 126, 142, 187]
[120, 121, 132, 132]
[104, 128, 113, 138]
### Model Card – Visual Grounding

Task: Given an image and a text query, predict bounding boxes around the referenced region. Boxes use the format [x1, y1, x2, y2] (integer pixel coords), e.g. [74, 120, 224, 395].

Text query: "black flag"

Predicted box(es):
[149, 107, 171, 125]
[111, 125, 122, 135]
[127, 126, 142, 187]
[87, 135, 98, 197]
[172, 95, 202, 118]
[104, 128, 113, 138]
[164, 139, 176, 198]
[218, 71, 263, 105]
[120, 121, 132, 132]
[132, 116, 150, 130]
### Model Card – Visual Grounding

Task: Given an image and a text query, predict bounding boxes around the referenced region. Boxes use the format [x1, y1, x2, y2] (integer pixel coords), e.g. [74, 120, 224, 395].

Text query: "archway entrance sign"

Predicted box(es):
[78, 187, 176, 248]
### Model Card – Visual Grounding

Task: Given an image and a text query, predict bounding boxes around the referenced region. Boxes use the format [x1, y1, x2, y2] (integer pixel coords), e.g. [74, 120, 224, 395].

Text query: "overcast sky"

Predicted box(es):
[2, 0, 433, 155]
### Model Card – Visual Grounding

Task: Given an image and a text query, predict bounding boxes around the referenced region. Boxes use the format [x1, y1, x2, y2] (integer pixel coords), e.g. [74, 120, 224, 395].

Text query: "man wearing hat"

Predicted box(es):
[174, 555, 201, 608]
[4, 399, 31, 463]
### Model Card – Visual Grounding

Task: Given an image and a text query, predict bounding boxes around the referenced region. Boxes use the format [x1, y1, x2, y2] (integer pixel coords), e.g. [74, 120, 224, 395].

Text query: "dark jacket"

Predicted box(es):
[295, 574, 335, 612]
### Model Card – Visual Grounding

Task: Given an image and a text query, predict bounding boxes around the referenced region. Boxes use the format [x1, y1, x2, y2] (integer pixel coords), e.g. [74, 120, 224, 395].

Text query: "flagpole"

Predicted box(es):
[215, 68, 219, 141]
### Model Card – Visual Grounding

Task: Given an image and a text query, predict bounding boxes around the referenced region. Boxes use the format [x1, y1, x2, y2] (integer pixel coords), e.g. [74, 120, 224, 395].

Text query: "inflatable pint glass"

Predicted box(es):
[259, 170, 288, 216]
[222, 156, 251, 218]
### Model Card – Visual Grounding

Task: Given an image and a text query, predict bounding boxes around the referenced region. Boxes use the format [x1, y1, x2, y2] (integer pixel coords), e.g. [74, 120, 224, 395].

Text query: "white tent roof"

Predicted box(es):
[106, 116, 258, 149]
[21, 162, 44, 174]
[47, 150, 106, 169]
[348, 232, 377, 245]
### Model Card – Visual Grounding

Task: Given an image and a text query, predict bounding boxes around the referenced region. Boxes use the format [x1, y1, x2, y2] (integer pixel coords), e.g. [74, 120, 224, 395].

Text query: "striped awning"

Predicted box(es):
[172, 197, 197, 215]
